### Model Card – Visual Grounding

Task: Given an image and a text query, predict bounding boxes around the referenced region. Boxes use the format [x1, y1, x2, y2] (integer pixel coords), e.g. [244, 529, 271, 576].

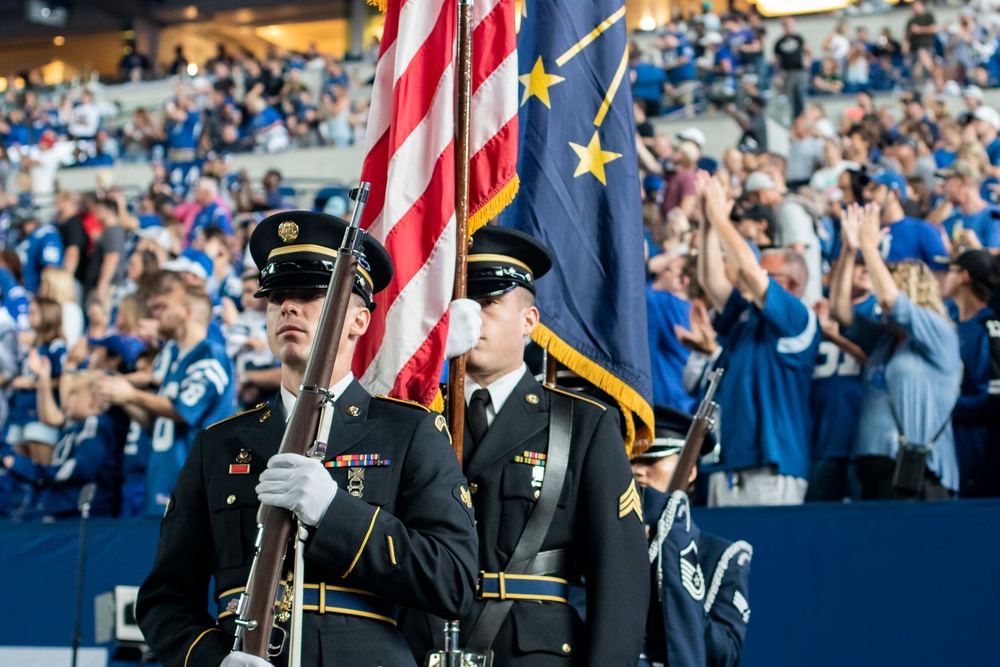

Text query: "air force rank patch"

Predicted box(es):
[733, 590, 751, 623]
[679, 540, 706, 601]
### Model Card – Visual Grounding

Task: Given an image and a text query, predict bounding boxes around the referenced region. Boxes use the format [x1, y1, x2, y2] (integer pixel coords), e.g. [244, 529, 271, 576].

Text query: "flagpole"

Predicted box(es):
[448, 0, 474, 463]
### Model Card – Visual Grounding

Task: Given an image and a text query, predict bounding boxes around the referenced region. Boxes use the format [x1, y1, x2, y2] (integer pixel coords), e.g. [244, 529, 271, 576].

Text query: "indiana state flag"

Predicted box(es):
[501, 0, 653, 453]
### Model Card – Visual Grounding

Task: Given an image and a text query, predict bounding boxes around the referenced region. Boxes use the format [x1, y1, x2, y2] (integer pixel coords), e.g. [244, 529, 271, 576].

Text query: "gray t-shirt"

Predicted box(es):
[84, 224, 127, 293]
[774, 197, 822, 307]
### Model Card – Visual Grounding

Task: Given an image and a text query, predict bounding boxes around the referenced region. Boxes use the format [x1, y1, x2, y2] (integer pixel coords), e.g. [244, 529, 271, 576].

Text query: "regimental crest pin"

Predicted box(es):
[278, 220, 299, 243]
[679, 541, 706, 601]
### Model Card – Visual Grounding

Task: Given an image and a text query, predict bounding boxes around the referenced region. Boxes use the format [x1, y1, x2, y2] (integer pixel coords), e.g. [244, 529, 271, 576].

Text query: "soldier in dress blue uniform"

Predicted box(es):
[135, 211, 479, 667]
[402, 226, 649, 664]
[632, 405, 752, 667]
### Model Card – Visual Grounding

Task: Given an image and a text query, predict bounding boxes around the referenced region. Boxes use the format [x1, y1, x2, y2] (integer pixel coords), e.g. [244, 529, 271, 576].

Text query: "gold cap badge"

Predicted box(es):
[277, 220, 299, 243]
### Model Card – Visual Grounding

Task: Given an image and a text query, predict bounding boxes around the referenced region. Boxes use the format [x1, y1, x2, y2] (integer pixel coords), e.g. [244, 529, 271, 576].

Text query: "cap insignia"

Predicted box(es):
[277, 220, 299, 243]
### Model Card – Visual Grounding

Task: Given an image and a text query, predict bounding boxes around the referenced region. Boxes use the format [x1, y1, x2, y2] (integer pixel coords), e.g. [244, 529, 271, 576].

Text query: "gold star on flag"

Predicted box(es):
[569, 131, 622, 186]
[518, 57, 565, 108]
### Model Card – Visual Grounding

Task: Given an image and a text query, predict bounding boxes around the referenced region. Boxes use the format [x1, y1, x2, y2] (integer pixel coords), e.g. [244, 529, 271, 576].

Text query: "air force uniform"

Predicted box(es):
[136, 211, 479, 667]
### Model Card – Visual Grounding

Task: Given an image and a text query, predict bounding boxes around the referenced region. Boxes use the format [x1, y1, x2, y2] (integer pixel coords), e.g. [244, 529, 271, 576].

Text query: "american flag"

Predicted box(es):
[353, 0, 519, 405]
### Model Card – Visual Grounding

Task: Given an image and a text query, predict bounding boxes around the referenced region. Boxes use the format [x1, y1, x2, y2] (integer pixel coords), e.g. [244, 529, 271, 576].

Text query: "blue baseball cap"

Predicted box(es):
[89, 335, 145, 370]
[163, 248, 214, 280]
[864, 169, 908, 201]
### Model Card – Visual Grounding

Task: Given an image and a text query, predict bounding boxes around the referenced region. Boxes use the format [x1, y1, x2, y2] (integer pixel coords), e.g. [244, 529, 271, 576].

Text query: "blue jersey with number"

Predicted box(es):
[15, 224, 63, 292]
[167, 110, 202, 150]
[810, 296, 879, 460]
[145, 338, 236, 514]
[165, 160, 204, 199]
[6, 340, 66, 431]
[879, 217, 948, 271]
[705, 280, 820, 479]
[0, 267, 30, 331]
[120, 418, 154, 517]
[188, 201, 233, 243]
[7, 415, 121, 518]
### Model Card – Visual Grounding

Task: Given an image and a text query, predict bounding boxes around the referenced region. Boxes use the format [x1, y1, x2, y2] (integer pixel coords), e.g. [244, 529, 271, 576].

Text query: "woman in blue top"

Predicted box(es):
[4, 296, 66, 465]
[830, 202, 961, 500]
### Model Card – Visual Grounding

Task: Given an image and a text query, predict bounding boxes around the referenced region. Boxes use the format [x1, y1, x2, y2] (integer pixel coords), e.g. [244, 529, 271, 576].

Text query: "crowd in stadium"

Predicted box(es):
[0, 3, 997, 521]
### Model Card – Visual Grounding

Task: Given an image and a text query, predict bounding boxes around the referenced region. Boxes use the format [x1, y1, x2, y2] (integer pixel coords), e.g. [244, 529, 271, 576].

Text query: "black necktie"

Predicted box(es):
[467, 388, 492, 448]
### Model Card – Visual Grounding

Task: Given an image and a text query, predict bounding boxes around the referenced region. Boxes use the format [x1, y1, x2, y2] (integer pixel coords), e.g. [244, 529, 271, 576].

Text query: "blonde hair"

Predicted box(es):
[40, 268, 75, 304]
[888, 260, 948, 319]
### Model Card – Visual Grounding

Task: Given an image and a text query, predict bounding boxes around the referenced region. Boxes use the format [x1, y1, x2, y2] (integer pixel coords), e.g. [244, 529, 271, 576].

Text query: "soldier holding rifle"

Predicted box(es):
[136, 209, 479, 667]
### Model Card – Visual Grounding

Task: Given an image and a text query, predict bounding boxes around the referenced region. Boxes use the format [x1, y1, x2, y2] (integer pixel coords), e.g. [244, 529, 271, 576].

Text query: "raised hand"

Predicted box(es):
[674, 300, 719, 355]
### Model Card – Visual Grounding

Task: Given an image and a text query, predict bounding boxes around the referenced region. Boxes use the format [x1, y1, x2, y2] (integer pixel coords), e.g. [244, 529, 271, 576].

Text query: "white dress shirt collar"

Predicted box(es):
[465, 364, 528, 427]
[280, 372, 356, 421]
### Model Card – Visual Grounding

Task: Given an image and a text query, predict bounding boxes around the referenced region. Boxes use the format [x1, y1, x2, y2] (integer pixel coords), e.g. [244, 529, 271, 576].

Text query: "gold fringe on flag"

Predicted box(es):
[367, 0, 388, 12]
[468, 174, 519, 236]
[532, 322, 654, 458]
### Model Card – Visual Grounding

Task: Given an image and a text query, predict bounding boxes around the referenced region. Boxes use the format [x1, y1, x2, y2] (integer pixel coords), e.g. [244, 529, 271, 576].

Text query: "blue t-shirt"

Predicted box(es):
[250, 106, 283, 136]
[188, 201, 233, 243]
[631, 62, 667, 103]
[933, 148, 957, 169]
[167, 110, 202, 150]
[6, 340, 66, 430]
[146, 338, 236, 514]
[15, 224, 64, 292]
[810, 296, 879, 460]
[3, 124, 29, 146]
[646, 286, 695, 413]
[0, 267, 30, 331]
[879, 217, 948, 271]
[705, 280, 821, 479]
[987, 137, 1000, 167]
[662, 40, 697, 83]
[952, 306, 999, 497]
[943, 206, 1000, 250]
[7, 415, 121, 518]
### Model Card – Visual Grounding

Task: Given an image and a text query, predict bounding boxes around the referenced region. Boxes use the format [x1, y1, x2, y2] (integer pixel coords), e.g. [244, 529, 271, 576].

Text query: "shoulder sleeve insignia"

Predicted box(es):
[375, 394, 431, 411]
[206, 402, 269, 430]
[435, 414, 447, 432]
[618, 479, 643, 522]
[542, 383, 607, 411]
[453, 483, 476, 526]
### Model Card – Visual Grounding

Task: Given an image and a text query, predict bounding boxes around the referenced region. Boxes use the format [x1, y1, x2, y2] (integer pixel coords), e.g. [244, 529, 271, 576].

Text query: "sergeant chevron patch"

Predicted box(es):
[618, 479, 643, 522]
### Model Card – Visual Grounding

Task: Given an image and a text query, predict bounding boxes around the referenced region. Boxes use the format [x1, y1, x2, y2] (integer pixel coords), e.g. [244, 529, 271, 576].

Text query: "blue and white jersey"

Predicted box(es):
[0, 267, 30, 331]
[150, 340, 177, 389]
[7, 414, 120, 518]
[145, 338, 236, 513]
[811, 296, 879, 460]
[15, 224, 63, 292]
[6, 339, 66, 430]
[987, 137, 1000, 168]
[167, 110, 202, 150]
[165, 159, 204, 200]
[879, 217, 948, 271]
[942, 206, 1000, 250]
[120, 418, 154, 517]
[219, 267, 243, 311]
[661, 38, 697, 83]
[187, 201, 233, 243]
[705, 280, 821, 479]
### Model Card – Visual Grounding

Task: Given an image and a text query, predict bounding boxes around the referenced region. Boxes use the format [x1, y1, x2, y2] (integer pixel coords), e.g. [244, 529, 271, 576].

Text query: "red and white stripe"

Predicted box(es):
[353, 0, 518, 406]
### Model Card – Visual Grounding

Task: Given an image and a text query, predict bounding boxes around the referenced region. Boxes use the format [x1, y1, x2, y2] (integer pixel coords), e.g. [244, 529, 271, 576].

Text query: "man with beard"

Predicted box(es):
[861, 169, 948, 271]
[95, 284, 236, 514]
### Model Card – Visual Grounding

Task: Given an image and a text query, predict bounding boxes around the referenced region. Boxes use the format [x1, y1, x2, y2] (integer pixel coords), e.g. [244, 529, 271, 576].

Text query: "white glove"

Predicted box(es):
[445, 298, 482, 359]
[220, 651, 271, 667]
[256, 453, 338, 526]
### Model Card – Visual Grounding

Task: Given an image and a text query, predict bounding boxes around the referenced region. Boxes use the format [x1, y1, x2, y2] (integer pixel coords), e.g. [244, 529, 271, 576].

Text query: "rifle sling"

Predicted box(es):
[463, 392, 573, 650]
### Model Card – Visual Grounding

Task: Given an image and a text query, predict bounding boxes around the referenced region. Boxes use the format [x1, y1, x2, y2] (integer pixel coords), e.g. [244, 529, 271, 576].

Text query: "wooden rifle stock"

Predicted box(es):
[232, 184, 371, 660]
[667, 369, 724, 494]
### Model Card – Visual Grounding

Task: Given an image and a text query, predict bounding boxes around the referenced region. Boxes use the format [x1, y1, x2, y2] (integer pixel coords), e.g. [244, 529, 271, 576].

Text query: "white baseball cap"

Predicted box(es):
[974, 106, 1000, 131]
[744, 171, 777, 193]
[676, 127, 706, 149]
[962, 85, 984, 101]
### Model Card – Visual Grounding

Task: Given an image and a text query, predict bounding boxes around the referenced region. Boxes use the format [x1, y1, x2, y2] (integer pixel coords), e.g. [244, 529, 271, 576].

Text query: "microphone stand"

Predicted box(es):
[71, 483, 97, 667]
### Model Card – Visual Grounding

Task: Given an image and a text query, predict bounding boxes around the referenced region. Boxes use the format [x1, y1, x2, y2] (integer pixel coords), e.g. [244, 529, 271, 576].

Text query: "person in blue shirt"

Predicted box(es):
[862, 169, 949, 271]
[119, 348, 160, 518]
[187, 177, 233, 243]
[0, 265, 30, 331]
[806, 262, 877, 502]
[942, 250, 1000, 497]
[632, 406, 751, 667]
[11, 206, 63, 293]
[1, 368, 120, 519]
[646, 252, 696, 413]
[832, 202, 961, 500]
[697, 174, 820, 506]
[5, 297, 66, 464]
[96, 284, 235, 515]
[629, 41, 667, 116]
[700, 33, 736, 104]
[164, 95, 202, 161]
[938, 160, 1000, 251]
[972, 106, 1000, 177]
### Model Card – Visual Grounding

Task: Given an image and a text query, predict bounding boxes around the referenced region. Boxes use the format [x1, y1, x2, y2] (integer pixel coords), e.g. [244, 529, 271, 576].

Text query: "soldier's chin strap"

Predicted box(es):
[462, 392, 573, 650]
